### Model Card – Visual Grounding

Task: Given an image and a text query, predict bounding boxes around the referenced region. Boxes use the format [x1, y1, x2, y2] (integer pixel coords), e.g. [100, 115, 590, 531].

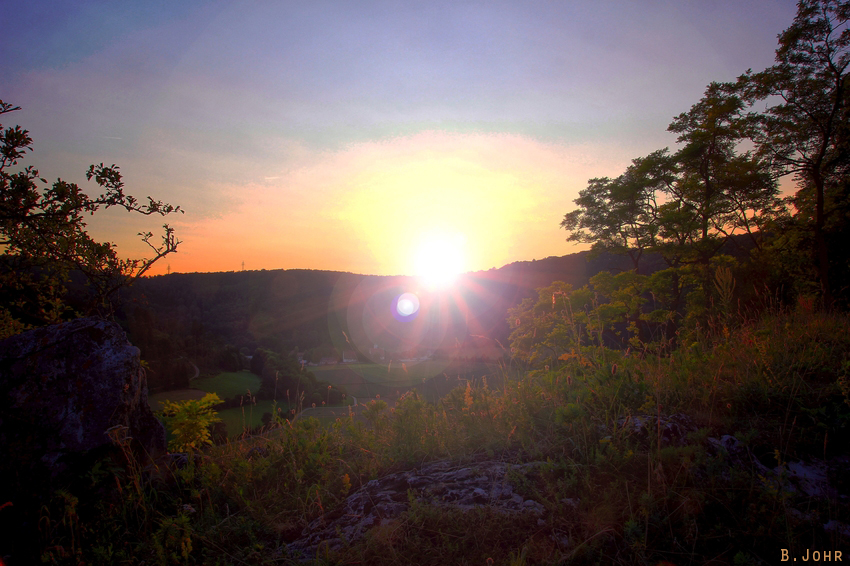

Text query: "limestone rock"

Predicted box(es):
[0, 317, 166, 495]
[287, 460, 547, 559]
[614, 413, 697, 447]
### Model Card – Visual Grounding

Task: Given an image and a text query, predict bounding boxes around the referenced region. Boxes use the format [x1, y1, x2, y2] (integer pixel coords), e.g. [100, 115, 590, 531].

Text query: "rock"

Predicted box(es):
[0, 317, 166, 496]
[616, 413, 697, 447]
[783, 459, 833, 498]
[287, 460, 548, 559]
[707, 434, 848, 507]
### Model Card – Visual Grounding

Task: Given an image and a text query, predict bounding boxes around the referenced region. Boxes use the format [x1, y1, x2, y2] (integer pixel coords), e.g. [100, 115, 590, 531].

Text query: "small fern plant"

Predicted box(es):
[160, 393, 223, 452]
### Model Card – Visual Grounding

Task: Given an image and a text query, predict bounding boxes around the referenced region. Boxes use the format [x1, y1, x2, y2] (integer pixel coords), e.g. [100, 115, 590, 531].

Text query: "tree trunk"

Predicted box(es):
[814, 171, 833, 308]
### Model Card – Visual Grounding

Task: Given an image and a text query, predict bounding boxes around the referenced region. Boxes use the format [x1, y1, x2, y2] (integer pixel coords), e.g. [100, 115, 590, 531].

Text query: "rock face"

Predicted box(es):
[0, 317, 166, 496]
[288, 459, 549, 559]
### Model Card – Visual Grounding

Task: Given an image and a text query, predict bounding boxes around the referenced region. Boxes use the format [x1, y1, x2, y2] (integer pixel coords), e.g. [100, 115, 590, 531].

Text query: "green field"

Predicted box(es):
[192, 371, 261, 399]
[309, 360, 513, 400]
[311, 360, 462, 387]
[217, 399, 290, 438]
[152, 364, 501, 436]
[151, 371, 265, 438]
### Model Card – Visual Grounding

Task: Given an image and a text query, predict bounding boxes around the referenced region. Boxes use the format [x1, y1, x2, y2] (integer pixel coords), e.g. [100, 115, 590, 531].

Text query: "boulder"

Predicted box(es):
[0, 317, 166, 496]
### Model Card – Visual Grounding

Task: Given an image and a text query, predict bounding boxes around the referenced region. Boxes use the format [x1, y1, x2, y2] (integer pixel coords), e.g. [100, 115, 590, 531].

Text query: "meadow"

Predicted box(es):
[151, 370, 355, 437]
[217, 399, 287, 438]
[150, 371, 267, 437]
[193, 371, 262, 399]
[310, 359, 518, 400]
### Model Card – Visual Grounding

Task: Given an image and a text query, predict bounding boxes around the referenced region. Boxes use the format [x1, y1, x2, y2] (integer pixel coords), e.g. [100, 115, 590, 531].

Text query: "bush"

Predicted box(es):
[159, 392, 223, 452]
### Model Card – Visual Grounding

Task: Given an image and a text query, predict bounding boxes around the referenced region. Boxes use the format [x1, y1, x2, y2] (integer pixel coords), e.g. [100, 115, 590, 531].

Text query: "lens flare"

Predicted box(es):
[393, 292, 420, 321]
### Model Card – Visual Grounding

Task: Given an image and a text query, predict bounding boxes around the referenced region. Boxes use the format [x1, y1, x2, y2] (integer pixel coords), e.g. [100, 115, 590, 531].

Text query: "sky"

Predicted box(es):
[2, 0, 798, 277]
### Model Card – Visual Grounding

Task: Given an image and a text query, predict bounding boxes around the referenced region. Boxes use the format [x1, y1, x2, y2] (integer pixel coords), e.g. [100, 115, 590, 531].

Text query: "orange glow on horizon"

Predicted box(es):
[132, 131, 614, 276]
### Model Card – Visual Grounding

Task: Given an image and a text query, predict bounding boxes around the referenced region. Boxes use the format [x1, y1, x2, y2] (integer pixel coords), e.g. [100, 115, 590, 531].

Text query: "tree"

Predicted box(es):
[734, 0, 850, 305]
[561, 149, 673, 272]
[0, 100, 182, 336]
[665, 82, 778, 317]
[563, 85, 778, 333]
[667, 82, 776, 261]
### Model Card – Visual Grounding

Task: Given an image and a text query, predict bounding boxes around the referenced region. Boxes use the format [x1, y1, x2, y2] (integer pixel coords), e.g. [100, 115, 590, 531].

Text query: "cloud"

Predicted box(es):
[158, 130, 638, 275]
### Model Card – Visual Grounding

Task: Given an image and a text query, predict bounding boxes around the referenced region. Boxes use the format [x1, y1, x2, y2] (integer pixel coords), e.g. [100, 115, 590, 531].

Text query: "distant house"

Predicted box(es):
[318, 356, 339, 365]
[342, 350, 358, 363]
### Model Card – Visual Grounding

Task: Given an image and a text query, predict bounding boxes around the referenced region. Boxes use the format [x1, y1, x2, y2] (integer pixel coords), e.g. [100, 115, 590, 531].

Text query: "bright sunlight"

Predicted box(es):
[412, 231, 466, 289]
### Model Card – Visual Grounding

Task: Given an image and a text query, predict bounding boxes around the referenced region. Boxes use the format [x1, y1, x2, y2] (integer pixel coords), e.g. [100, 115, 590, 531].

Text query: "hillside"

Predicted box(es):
[117, 249, 639, 387]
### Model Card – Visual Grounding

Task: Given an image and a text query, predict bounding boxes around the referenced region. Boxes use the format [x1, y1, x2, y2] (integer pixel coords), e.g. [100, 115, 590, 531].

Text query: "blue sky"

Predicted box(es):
[2, 1, 797, 275]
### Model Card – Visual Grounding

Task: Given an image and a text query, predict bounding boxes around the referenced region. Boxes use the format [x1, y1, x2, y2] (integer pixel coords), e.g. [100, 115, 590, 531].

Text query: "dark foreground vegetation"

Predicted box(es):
[30, 305, 850, 564]
[2, 0, 850, 564]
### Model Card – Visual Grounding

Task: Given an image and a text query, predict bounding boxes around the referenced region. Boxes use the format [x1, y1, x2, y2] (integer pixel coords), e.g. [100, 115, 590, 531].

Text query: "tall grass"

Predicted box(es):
[31, 307, 850, 564]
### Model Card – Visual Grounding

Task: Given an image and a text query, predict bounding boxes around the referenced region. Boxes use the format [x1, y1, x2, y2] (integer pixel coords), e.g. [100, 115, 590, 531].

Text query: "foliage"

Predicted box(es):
[159, 393, 223, 452]
[25, 306, 850, 564]
[0, 100, 182, 338]
[564, 1, 850, 310]
[733, 0, 850, 304]
[563, 83, 780, 333]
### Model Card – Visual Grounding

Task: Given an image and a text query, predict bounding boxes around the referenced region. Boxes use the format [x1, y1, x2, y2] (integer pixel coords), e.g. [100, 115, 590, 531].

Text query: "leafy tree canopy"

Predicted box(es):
[0, 100, 182, 337]
[733, 0, 850, 304]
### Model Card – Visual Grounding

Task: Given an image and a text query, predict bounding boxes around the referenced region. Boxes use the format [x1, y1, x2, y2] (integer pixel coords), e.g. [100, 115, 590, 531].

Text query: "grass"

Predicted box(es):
[310, 360, 443, 387]
[310, 359, 514, 402]
[151, 371, 267, 437]
[30, 307, 850, 564]
[192, 370, 261, 399]
[217, 399, 291, 437]
[310, 359, 503, 386]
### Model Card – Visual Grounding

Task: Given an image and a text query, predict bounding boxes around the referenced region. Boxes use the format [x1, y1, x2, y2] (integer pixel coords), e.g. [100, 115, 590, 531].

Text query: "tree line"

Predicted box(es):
[554, 0, 848, 347]
[510, 0, 849, 362]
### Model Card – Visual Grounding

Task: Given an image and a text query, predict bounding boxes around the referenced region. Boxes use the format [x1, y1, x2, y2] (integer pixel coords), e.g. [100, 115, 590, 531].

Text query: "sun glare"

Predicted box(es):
[413, 232, 466, 289]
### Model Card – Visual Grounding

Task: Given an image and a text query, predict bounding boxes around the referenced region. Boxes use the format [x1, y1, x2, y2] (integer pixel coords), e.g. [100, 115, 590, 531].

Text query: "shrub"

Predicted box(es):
[159, 393, 223, 452]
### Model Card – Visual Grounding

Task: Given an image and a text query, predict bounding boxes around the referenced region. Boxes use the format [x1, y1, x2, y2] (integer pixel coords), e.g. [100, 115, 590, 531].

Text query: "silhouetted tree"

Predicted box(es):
[734, 0, 850, 304]
[0, 100, 182, 337]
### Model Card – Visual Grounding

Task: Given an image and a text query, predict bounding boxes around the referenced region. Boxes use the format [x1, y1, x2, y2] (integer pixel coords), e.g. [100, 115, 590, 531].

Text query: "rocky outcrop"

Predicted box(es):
[0, 317, 166, 496]
[613, 413, 698, 447]
[287, 459, 549, 559]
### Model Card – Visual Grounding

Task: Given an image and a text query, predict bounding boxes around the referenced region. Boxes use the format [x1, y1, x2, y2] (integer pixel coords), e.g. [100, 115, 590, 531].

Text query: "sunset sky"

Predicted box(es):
[3, 1, 797, 276]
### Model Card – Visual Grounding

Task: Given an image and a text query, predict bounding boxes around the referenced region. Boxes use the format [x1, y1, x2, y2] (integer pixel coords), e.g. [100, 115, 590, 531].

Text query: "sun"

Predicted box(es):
[412, 231, 466, 289]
